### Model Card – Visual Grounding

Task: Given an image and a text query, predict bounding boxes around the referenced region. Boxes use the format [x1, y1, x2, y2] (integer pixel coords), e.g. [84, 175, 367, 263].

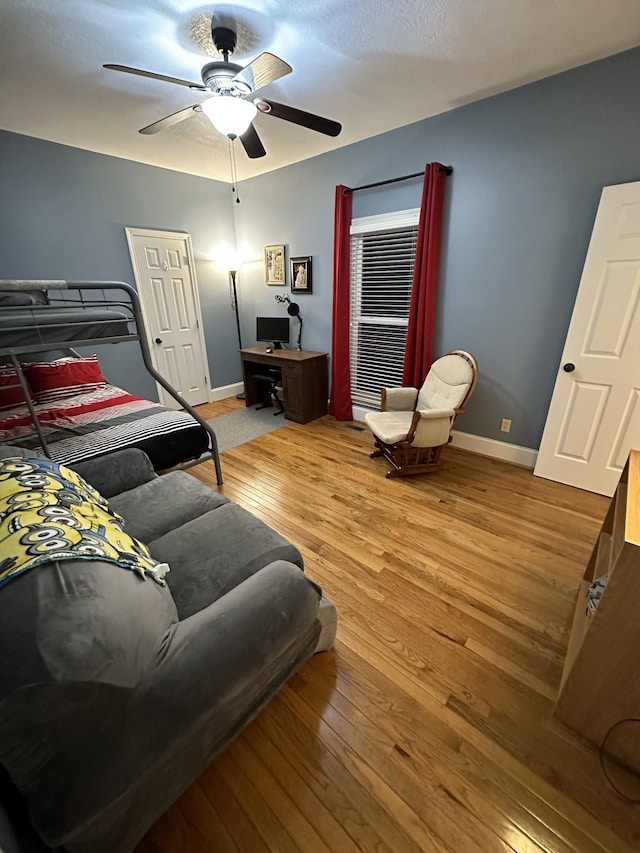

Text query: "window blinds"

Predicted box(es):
[349, 210, 419, 408]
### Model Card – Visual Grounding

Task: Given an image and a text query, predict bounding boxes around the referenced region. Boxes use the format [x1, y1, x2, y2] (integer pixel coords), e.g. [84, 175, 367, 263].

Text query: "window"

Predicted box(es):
[349, 209, 419, 407]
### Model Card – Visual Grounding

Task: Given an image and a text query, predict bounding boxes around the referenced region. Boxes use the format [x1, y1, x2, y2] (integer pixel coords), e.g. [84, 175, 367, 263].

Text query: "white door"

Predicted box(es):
[535, 181, 640, 496]
[126, 228, 210, 409]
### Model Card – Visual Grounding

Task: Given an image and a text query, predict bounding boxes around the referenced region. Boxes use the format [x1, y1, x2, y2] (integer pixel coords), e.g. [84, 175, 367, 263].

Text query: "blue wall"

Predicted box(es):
[234, 46, 640, 449]
[1, 46, 639, 447]
[0, 133, 237, 400]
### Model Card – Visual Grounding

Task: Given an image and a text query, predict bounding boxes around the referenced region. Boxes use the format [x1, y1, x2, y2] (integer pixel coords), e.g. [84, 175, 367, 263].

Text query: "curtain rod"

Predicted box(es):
[345, 165, 453, 195]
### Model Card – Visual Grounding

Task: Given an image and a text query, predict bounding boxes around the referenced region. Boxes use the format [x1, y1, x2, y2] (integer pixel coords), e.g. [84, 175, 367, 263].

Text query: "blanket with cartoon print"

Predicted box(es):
[0, 456, 169, 588]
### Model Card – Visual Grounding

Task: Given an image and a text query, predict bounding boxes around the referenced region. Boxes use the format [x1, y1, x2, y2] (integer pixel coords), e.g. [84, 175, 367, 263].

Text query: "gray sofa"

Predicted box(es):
[0, 447, 336, 853]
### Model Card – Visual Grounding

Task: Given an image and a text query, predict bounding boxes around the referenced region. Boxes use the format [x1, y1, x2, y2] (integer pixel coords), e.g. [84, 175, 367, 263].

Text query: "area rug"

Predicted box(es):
[207, 405, 288, 452]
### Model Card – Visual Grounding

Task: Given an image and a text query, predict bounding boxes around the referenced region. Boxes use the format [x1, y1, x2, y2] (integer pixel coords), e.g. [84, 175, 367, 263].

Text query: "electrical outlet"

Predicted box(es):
[500, 418, 512, 433]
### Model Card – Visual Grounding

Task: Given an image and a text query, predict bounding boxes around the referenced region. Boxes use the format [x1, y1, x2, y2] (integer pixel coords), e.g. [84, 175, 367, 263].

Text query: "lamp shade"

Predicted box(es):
[216, 245, 242, 274]
[201, 96, 257, 137]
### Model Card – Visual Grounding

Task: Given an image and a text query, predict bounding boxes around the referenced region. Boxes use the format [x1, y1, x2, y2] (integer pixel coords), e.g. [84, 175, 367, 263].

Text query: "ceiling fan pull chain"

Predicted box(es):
[228, 137, 241, 204]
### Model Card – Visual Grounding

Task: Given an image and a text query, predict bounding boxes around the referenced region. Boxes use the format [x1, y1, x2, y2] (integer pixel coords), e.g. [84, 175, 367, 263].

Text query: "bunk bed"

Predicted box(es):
[0, 280, 223, 485]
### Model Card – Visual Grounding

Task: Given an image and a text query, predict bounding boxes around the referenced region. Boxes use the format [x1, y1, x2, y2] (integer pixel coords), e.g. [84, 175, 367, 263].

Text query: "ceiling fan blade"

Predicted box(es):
[104, 64, 207, 91]
[139, 105, 202, 135]
[239, 123, 267, 159]
[232, 53, 292, 93]
[256, 99, 341, 137]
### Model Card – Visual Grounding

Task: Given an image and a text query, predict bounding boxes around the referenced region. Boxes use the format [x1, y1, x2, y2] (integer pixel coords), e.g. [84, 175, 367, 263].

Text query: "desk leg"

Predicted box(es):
[241, 361, 259, 407]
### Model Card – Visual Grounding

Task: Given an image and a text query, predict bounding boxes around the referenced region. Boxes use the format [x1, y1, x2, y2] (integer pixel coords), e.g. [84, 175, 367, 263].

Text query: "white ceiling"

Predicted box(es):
[2, 0, 640, 183]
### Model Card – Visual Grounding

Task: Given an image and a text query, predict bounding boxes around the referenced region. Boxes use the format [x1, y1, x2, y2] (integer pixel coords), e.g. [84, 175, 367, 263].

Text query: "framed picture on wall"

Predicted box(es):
[290, 256, 312, 294]
[264, 244, 286, 285]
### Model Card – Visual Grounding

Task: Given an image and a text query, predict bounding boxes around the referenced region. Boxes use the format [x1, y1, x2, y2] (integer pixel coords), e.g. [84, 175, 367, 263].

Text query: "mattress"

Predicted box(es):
[0, 306, 132, 347]
[0, 384, 209, 471]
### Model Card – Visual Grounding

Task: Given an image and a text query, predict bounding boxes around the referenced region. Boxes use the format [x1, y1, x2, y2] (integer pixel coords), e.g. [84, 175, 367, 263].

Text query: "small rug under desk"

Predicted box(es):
[207, 405, 288, 452]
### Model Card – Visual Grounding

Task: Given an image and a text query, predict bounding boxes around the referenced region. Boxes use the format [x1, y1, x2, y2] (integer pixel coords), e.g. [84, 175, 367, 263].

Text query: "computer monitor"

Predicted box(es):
[256, 316, 290, 349]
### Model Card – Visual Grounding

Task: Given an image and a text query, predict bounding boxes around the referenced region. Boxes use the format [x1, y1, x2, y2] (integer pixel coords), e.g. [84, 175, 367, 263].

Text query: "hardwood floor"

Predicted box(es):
[137, 399, 640, 853]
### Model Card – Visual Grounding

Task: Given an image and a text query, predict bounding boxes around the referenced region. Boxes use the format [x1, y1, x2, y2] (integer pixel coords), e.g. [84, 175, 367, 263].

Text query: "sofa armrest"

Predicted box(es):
[70, 449, 157, 498]
[0, 764, 52, 853]
[152, 561, 324, 697]
[381, 386, 418, 412]
[0, 446, 44, 461]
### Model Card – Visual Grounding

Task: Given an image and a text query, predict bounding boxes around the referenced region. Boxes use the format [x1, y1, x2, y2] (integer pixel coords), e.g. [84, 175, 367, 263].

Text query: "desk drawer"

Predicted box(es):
[246, 353, 278, 367]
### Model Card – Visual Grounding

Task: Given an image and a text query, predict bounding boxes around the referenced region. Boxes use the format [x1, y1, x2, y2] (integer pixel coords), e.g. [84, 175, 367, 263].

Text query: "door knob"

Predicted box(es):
[563, 362, 575, 372]
[155, 337, 163, 344]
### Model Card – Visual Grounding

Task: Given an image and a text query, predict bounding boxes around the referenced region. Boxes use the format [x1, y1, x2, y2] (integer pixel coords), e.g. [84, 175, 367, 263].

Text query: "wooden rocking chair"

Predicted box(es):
[364, 350, 478, 478]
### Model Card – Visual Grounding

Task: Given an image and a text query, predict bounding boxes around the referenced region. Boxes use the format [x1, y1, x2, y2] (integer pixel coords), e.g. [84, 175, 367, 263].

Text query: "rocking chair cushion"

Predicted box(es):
[383, 387, 418, 412]
[417, 354, 473, 411]
[364, 407, 455, 446]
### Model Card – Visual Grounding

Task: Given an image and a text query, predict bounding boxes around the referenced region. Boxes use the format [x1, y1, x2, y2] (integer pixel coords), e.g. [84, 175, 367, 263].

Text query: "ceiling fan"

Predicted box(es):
[104, 23, 342, 159]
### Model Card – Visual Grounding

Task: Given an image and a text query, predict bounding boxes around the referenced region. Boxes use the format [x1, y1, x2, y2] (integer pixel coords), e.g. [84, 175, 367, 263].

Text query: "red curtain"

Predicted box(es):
[328, 184, 353, 420]
[402, 163, 450, 387]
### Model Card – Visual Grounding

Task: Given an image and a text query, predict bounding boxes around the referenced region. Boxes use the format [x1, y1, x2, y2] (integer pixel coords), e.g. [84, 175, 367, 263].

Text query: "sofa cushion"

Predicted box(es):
[149, 503, 304, 619]
[0, 558, 177, 848]
[109, 471, 229, 544]
[0, 456, 168, 590]
[70, 448, 157, 499]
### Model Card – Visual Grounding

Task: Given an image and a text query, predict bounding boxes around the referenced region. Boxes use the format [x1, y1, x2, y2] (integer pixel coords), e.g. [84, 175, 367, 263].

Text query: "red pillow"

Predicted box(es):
[0, 369, 32, 410]
[23, 356, 107, 404]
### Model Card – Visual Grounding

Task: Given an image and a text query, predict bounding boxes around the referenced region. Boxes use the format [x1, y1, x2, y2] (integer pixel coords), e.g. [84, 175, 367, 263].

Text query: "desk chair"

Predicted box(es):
[253, 371, 284, 416]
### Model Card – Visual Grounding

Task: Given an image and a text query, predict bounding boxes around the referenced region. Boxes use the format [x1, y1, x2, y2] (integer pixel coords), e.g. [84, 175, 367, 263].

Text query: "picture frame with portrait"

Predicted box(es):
[264, 244, 286, 285]
[290, 256, 312, 294]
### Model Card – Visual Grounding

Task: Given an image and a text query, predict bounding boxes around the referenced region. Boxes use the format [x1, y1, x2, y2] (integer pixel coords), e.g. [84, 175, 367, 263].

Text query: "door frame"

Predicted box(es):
[125, 226, 211, 406]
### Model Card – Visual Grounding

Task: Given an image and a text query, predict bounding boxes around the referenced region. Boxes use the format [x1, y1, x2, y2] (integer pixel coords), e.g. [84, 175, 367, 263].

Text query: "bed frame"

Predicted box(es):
[0, 280, 223, 485]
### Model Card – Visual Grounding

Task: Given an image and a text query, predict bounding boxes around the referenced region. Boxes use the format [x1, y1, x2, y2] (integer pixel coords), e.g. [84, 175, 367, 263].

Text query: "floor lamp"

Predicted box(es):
[227, 265, 245, 400]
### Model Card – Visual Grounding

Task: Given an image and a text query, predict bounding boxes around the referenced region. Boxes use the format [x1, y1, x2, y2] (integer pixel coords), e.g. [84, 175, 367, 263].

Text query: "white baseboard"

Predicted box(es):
[210, 381, 244, 401]
[351, 404, 537, 469]
[352, 404, 376, 423]
[450, 430, 537, 468]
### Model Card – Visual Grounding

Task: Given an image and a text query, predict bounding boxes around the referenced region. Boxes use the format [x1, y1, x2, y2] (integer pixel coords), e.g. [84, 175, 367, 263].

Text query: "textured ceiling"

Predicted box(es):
[1, 0, 640, 182]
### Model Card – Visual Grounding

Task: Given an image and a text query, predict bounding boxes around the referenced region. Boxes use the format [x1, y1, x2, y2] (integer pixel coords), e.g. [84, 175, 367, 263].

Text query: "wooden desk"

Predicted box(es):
[240, 347, 328, 424]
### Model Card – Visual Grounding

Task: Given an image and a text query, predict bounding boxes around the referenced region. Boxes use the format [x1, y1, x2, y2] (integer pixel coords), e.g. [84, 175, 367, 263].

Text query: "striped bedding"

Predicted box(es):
[0, 384, 210, 471]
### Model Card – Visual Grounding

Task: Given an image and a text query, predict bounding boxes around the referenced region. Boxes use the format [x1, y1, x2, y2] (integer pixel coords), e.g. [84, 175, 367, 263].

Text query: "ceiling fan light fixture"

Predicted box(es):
[104, 18, 341, 155]
[201, 96, 257, 138]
